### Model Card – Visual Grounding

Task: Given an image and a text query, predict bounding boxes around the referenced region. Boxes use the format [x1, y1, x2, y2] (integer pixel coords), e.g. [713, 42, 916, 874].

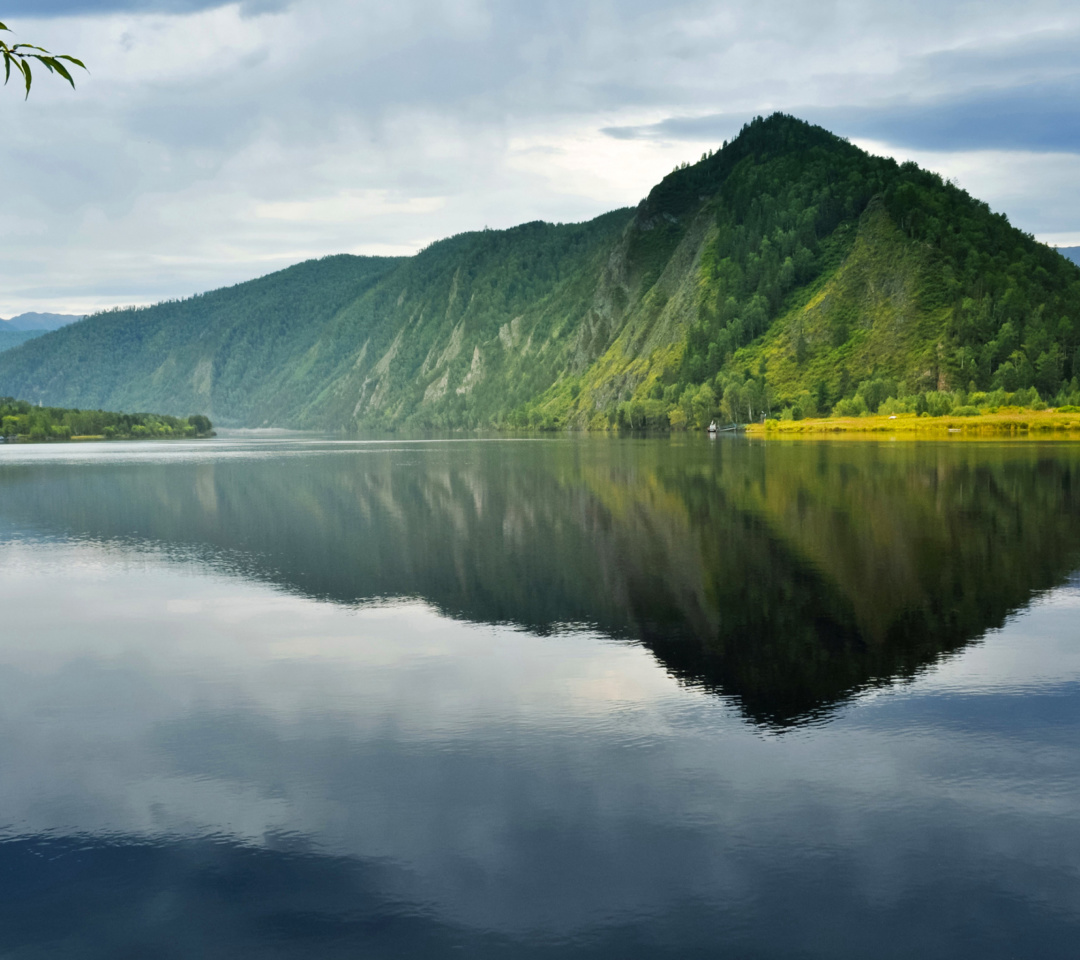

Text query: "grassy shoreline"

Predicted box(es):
[746, 408, 1080, 439]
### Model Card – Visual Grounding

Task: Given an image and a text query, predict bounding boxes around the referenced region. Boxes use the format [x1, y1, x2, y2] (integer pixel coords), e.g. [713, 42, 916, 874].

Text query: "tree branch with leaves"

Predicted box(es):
[1, 21, 85, 98]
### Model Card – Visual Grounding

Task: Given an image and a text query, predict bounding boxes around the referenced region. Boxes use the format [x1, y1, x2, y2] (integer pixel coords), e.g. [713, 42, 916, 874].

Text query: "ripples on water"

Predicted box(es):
[0, 436, 1078, 958]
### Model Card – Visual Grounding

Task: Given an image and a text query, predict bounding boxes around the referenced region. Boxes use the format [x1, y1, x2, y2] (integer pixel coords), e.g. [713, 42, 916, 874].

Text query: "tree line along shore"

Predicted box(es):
[0, 398, 213, 442]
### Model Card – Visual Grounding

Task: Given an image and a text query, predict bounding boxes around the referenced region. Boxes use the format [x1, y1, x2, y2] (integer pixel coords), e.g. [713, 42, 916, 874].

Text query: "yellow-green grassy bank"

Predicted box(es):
[747, 408, 1080, 439]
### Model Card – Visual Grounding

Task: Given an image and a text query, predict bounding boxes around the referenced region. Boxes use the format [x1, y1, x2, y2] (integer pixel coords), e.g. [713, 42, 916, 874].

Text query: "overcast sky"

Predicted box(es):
[2, 0, 1079, 316]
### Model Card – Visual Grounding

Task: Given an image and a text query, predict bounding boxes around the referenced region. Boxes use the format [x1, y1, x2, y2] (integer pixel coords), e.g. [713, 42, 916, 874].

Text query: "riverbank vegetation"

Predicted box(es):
[747, 406, 1080, 438]
[741, 381, 1080, 438]
[0, 398, 213, 442]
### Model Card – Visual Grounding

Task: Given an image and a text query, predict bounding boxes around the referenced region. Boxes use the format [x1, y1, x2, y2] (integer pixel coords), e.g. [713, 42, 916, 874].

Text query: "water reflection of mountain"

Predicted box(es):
[3, 439, 1079, 725]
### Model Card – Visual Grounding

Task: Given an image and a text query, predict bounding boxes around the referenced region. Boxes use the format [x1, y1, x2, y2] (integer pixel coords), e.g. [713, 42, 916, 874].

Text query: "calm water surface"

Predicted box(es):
[0, 435, 1078, 958]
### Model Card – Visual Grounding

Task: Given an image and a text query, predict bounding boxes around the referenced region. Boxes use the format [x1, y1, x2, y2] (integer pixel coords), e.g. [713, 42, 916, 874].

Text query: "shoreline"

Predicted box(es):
[745, 409, 1080, 439]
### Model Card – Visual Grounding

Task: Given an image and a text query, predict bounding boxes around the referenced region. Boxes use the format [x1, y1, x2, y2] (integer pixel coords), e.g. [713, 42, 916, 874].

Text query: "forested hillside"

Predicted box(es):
[1, 114, 1078, 430]
[0, 255, 401, 425]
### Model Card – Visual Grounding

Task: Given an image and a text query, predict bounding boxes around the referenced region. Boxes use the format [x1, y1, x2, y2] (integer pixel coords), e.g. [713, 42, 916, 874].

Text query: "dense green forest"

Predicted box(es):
[1, 114, 1078, 431]
[0, 397, 213, 441]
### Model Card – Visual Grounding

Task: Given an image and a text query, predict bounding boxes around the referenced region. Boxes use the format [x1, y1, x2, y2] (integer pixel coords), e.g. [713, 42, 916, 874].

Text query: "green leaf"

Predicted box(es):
[19, 57, 30, 98]
[39, 56, 75, 87]
[57, 55, 86, 70]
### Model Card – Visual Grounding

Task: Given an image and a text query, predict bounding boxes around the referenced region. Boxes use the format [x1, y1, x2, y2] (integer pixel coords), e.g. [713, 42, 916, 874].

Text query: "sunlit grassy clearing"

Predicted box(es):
[748, 407, 1080, 438]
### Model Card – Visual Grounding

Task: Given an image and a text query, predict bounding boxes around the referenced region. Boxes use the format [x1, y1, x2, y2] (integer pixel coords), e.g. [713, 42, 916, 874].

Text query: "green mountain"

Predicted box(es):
[1, 114, 1078, 430]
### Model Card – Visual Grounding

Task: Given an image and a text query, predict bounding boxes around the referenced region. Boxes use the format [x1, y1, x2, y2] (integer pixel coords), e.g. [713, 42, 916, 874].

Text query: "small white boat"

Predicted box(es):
[707, 420, 718, 434]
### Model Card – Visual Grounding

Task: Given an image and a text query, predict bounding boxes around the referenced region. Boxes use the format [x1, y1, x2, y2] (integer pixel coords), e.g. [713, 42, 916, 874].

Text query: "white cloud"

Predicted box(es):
[2, 0, 1079, 315]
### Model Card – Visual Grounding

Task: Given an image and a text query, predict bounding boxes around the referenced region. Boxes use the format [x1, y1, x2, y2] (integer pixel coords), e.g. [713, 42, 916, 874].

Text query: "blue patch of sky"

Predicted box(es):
[811, 83, 1080, 154]
[604, 80, 1080, 156]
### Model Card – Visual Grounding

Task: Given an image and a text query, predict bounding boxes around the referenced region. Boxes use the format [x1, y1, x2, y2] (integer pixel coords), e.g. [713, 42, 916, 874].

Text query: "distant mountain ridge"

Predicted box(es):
[0, 312, 83, 332]
[0, 114, 1078, 429]
[0, 313, 84, 356]
[1057, 246, 1080, 267]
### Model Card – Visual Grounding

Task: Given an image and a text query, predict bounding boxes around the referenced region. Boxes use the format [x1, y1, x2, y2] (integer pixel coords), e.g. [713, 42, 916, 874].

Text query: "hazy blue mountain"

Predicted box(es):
[1057, 246, 1080, 267]
[0, 312, 84, 332]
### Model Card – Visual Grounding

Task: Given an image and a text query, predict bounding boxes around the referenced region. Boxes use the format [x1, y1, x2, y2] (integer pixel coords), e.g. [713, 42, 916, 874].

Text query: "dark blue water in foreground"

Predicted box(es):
[0, 436, 1078, 958]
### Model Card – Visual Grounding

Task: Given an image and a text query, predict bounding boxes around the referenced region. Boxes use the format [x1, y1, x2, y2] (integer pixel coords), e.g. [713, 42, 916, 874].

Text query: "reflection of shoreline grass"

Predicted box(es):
[747, 408, 1080, 438]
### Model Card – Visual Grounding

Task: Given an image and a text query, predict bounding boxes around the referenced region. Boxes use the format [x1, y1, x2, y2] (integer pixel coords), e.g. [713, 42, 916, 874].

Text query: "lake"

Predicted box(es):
[0, 435, 1078, 958]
